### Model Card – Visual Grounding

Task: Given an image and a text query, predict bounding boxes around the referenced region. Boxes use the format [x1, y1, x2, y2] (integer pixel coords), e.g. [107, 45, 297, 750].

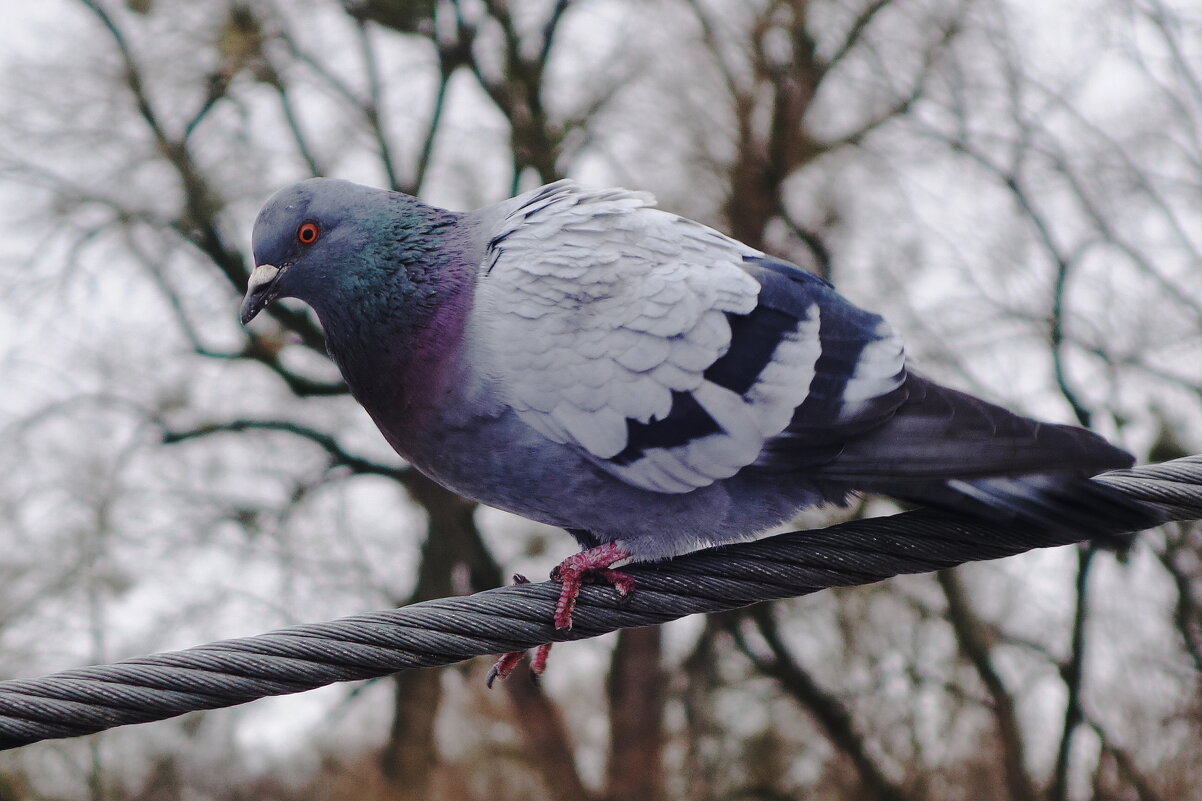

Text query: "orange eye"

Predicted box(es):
[296, 221, 319, 244]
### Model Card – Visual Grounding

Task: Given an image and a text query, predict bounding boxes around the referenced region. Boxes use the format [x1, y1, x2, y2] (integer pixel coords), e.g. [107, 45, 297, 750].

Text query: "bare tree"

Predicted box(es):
[1, 0, 1201, 799]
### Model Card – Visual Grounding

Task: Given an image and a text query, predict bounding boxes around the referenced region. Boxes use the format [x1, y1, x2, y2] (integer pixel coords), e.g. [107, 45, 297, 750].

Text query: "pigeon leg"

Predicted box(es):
[530, 642, 553, 676]
[487, 642, 555, 687]
[487, 573, 535, 688]
[550, 541, 634, 630]
[485, 650, 526, 688]
[486, 544, 633, 685]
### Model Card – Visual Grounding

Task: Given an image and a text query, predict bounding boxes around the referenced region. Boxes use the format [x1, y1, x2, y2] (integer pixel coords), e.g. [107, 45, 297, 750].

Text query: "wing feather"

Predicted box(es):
[470, 183, 907, 493]
[465, 185, 1149, 532]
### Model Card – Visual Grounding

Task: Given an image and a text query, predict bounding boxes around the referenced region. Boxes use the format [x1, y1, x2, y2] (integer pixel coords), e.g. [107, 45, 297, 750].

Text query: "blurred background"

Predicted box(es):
[1, 0, 1201, 798]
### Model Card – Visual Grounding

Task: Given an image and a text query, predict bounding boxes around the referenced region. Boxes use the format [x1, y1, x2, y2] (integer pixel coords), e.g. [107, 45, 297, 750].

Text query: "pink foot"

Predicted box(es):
[485, 545, 634, 686]
[530, 642, 553, 676]
[549, 542, 634, 631]
[487, 573, 534, 688]
[485, 650, 525, 688]
[487, 642, 555, 687]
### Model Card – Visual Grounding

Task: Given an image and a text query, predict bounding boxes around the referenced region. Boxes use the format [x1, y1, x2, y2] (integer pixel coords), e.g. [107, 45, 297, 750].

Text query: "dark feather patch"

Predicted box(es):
[795, 301, 897, 418]
[610, 390, 722, 465]
[705, 256, 827, 396]
[704, 307, 797, 395]
[744, 255, 896, 428]
[610, 254, 899, 471]
[609, 256, 827, 467]
[740, 254, 908, 468]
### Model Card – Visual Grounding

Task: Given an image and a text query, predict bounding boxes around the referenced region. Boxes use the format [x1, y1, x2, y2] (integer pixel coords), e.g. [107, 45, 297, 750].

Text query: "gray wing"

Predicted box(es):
[470, 181, 1152, 531]
[470, 182, 854, 493]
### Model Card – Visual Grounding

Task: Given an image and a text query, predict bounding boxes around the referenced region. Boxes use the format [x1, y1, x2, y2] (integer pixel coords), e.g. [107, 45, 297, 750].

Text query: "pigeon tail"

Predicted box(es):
[888, 473, 1163, 538]
[800, 373, 1164, 536]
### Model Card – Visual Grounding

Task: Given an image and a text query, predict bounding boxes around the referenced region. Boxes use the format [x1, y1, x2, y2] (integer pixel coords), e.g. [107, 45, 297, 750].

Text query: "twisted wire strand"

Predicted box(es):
[2, 456, 1201, 750]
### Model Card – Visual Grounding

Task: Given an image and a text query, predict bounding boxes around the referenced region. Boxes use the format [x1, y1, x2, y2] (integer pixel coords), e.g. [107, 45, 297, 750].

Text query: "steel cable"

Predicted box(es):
[1, 456, 1200, 750]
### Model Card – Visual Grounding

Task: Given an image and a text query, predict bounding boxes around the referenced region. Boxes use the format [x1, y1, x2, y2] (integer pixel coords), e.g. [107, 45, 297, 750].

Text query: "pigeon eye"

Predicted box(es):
[296, 221, 320, 245]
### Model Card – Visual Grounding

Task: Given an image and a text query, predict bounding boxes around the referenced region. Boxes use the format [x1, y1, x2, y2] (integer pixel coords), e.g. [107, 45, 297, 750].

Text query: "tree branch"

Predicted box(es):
[922, 130, 1096, 426]
[822, 0, 893, 72]
[1083, 715, 1165, 801]
[78, 0, 331, 358]
[410, 50, 454, 195]
[1049, 546, 1097, 801]
[264, 60, 324, 176]
[1156, 524, 1202, 684]
[160, 418, 408, 481]
[355, 18, 402, 191]
[937, 569, 1040, 801]
[730, 606, 912, 801]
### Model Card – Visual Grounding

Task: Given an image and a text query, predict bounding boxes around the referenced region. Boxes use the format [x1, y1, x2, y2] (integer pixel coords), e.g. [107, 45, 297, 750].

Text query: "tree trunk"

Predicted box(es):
[605, 626, 665, 801]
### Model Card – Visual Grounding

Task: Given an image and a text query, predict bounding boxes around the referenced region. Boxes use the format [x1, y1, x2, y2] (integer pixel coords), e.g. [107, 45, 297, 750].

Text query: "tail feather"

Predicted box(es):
[811, 374, 1162, 535]
[905, 474, 1161, 535]
[818, 374, 1134, 480]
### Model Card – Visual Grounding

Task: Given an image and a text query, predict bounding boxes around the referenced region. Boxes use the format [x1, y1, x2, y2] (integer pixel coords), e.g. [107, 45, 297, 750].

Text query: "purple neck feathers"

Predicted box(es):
[314, 218, 479, 456]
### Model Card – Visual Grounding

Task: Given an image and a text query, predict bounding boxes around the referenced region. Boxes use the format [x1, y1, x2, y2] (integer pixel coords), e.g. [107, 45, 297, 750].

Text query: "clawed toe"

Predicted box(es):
[486, 650, 527, 688]
[551, 542, 634, 630]
[486, 543, 635, 686]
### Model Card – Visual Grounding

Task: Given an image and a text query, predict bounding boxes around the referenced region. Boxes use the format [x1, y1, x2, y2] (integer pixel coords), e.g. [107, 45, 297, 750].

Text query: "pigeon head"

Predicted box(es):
[241, 178, 393, 325]
[241, 177, 469, 331]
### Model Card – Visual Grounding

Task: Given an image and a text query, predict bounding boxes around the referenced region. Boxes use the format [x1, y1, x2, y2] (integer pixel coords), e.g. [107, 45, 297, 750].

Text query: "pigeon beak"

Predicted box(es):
[240, 263, 286, 325]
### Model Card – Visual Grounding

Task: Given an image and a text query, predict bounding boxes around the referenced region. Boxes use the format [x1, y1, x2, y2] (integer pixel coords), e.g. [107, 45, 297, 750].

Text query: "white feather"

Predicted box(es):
[839, 323, 905, 418]
[469, 181, 823, 493]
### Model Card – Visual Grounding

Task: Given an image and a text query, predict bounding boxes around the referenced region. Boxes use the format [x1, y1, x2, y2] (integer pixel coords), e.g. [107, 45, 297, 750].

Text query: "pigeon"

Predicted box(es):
[241, 178, 1153, 681]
